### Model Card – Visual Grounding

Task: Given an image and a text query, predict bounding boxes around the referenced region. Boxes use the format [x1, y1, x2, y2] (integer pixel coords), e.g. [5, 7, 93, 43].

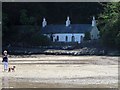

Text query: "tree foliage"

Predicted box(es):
[2, 13, 19, 44]
[3, 2, 104, 25]
[2, 13, 9, 37]
[98, 2, 120, 49]
[30, 34, 51, 46]
[20, 9, 35, 25]
[2, 2, 105, 46]
[84, 32, 91, 40]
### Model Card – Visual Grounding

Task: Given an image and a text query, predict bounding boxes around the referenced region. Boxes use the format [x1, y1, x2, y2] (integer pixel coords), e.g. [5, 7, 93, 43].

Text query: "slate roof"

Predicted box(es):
[41, 24, 93, 34]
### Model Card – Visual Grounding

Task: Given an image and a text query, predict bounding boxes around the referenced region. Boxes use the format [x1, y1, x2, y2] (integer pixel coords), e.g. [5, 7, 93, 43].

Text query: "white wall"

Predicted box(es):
[90, 26, 100, 40]
[52, 33, 84, 43]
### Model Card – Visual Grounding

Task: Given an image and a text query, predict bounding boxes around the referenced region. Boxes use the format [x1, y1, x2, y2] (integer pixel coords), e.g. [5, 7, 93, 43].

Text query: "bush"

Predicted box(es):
[84, 32, 90, 40]
[115, 32, 120, 49]
[30, 34, 51, 46]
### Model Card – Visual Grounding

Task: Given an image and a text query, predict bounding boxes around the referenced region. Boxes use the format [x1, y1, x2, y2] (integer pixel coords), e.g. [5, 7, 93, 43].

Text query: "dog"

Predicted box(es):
[8, 66, 16, 72]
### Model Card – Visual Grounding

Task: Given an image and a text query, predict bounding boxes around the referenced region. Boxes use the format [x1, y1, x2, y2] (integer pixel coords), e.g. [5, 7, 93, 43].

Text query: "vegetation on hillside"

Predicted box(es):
[2, 2, 120, 50]
[2, 2, 104, 46]
[98, 2, 120, 49]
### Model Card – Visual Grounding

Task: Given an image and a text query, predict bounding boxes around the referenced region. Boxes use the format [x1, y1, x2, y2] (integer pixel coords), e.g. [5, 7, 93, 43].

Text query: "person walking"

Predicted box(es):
[2, 50, 9, 72]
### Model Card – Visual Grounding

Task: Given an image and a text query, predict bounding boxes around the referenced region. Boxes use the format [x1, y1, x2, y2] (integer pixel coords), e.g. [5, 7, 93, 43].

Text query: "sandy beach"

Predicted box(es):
[0, 55, 118, 88]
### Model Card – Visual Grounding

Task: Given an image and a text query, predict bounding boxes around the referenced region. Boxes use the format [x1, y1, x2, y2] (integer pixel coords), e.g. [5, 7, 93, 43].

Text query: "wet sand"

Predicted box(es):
[0, 55, 119, 88]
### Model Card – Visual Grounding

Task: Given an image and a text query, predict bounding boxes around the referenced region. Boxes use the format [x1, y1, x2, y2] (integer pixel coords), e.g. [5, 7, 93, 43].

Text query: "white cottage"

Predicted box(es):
[41, 16, 99, 43]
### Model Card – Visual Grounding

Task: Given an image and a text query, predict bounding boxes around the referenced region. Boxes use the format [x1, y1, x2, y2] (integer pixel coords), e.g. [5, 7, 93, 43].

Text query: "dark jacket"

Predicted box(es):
[2, 54, 8, 62]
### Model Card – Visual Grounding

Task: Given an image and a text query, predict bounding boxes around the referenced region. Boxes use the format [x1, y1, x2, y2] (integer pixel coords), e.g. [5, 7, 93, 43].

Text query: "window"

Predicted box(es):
[66, 36, 68, 42]
[72, 36, 75, 42]
[50, 34, 53, 41]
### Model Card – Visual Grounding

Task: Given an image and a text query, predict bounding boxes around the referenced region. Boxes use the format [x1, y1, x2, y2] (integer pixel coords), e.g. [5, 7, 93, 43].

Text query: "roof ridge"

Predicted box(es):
[48, 24, 91, 26]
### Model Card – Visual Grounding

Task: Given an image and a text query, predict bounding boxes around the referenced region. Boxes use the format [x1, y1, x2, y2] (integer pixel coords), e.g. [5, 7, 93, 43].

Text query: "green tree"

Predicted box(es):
[29, 16, 35, 25]
[115, 32, 120, 49]
[2, 13, 10, 44]
[20, 9, 29, 25]
[30, 34, 51, 46]
[98, 2, 120, 48]
[2, 13, 9, 37]
[84, 32, 91, 40]
[20, 9, 35, 25]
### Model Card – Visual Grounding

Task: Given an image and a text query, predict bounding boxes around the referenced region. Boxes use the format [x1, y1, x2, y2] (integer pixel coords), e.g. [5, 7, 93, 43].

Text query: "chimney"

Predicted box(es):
[92, 16, 96, 27]
[42, 18, 47, 27]
[66, 16, 71, 27]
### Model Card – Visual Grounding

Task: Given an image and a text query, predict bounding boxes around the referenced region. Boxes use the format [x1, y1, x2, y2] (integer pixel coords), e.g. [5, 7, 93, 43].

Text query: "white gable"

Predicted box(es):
[90, 26, 99, 40]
